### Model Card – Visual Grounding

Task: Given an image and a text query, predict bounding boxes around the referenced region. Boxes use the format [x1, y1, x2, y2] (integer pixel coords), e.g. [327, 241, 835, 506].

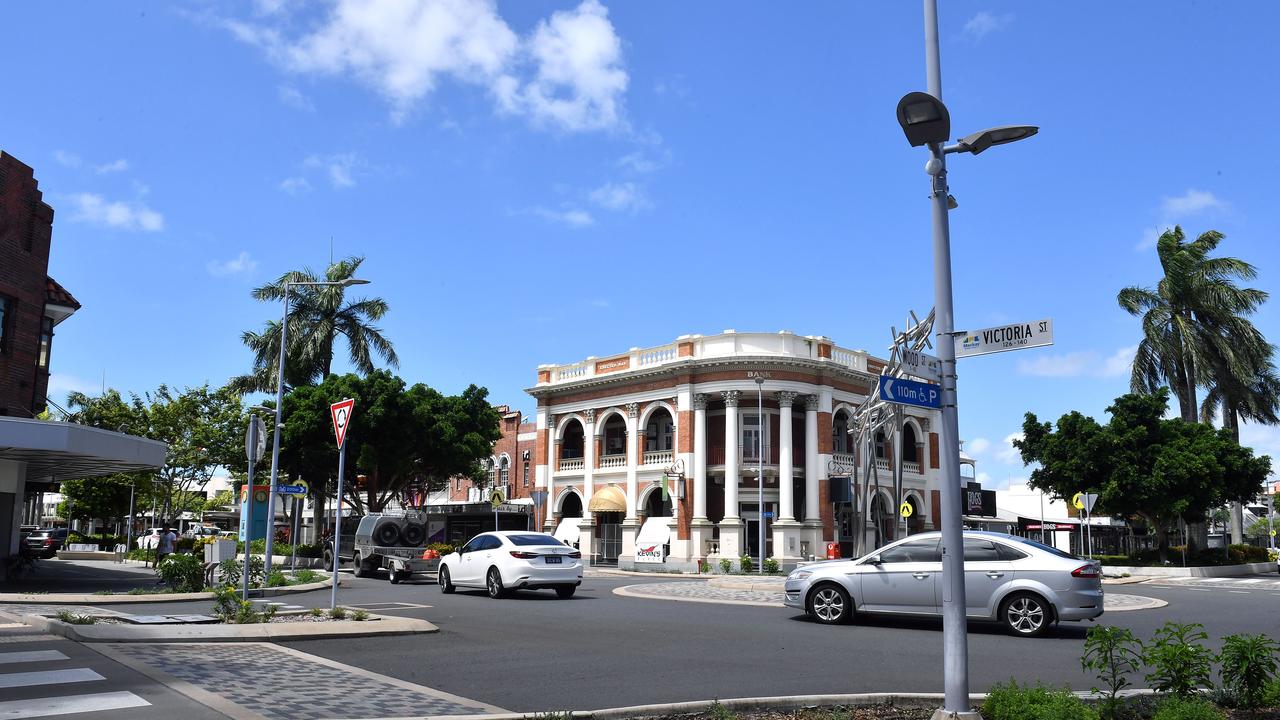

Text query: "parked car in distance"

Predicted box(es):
[783, 531, 1103, 637]
[186, 525, 222, 539]
[438, 531, 582, 599]
[136, 528, 166, 550]
[322, 516, 363, 568]
[24, 528, 71, 558]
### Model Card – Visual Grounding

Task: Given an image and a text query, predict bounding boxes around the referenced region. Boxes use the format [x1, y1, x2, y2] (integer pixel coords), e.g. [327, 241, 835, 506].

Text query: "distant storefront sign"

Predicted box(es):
[964, 482, 997, 517]
[635, 543, 664, 563]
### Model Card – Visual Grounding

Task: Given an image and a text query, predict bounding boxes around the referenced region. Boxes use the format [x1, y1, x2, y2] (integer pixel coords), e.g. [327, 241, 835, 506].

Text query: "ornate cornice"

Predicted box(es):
[584, 408, 596, 423]
[626, 402, 639, 418]
[693, 393, 709, 411]
[776, 391, 798, 408]
[722, 390, 741, 407]
[804, 395, 820, 411]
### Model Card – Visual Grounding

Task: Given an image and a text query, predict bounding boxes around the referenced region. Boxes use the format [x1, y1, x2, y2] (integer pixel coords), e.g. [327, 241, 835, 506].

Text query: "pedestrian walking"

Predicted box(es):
[156, 525, 176, 566]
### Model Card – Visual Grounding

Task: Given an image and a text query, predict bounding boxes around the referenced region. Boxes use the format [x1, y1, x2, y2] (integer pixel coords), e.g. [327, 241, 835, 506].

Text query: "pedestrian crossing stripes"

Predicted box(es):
[0, 645, 151, 718]
[0, 651, 68, 665]
[0, 691, 150, 718]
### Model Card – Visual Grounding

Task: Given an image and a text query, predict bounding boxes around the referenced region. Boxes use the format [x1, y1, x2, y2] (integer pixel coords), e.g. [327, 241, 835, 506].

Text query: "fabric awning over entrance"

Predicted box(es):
[588, 485, 626, 513]
[636, 517, 672, 545]
[554, 517, 582, 543]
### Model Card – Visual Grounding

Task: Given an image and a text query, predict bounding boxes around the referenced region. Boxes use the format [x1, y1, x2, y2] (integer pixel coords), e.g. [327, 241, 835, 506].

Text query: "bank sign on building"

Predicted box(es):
[526, 330, 952, 571]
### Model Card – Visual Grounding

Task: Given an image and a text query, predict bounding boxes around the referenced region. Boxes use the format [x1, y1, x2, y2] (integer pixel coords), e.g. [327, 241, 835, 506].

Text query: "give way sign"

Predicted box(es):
[330, 398, 355, 449]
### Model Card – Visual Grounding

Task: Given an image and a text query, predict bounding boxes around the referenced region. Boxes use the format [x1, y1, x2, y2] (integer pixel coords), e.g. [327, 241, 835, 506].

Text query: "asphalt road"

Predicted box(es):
[256, 573, 1280, 713]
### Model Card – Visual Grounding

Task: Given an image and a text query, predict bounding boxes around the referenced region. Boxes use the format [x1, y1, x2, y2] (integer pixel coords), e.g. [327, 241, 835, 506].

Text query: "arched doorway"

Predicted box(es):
[589, 485, 626, 565]
[561, 492, 583, 518]
[904, 494, 925, 535]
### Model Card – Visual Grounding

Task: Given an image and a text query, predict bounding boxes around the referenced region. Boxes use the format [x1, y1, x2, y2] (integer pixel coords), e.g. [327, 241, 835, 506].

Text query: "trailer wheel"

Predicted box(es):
[352, 552, 369, 578]
[388, 565, 401, 584]
[402, 523, 425, 546]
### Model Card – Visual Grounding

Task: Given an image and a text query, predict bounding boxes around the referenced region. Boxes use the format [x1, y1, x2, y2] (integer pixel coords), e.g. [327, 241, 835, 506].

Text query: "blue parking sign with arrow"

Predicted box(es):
[878, 375, 941, 409]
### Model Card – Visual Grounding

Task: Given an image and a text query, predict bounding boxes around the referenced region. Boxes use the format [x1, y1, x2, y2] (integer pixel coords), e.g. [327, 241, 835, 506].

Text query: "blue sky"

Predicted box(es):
[4, 1, 1280, 489]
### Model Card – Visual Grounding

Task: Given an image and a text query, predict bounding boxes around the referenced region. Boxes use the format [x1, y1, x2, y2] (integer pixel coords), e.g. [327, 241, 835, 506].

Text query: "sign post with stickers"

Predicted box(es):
[329, 398, 356, 611]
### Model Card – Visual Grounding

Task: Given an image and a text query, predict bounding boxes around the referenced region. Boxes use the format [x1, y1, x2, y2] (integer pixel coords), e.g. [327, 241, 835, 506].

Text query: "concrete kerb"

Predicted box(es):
[1103, 561, 1274, 578]
[23, 611, 437, 643]
[0, 574, 339, 605]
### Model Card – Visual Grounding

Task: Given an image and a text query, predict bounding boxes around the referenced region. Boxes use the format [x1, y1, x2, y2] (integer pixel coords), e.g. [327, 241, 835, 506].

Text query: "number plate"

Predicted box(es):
[545, 555, 563, 564]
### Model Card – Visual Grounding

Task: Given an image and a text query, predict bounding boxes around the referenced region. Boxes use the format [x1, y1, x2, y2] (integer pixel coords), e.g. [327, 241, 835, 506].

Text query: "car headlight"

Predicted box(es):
[788, 569, 813, 581]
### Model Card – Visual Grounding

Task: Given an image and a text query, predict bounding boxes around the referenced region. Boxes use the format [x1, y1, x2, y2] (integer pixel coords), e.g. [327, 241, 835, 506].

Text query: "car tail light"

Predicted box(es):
[1071, 564, 1099, 579]
[43, 539, 54, 547]
[509, 551, 539, 559]
[568, 551, 582, 559]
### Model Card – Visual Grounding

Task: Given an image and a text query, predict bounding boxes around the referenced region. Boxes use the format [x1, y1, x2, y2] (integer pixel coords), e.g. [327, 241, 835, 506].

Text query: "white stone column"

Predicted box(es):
[625, 403, 639, 520]
[580, 409, 596, 561]
[778, 392, 797, 520]
[693, 394, 709, 520]
[546, 414, 557, 530]
[719, 390, 743, 561]
[804, 394, 820, 523]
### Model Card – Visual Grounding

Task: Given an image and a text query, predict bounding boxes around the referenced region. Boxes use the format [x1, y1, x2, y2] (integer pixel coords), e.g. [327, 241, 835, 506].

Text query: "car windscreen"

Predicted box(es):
[1009, 535, 1080, 560]
[505, 534, 563, 547]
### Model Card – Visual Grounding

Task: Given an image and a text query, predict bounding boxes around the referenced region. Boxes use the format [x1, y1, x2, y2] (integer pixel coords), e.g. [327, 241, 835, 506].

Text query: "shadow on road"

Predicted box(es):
[784, 612, 1089, 639]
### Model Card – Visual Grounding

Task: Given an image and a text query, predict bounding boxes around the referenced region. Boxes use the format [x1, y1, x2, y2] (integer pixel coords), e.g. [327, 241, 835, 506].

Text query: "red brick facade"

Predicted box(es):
[0, 152, 76, 418]
[444, 405, 537, 503]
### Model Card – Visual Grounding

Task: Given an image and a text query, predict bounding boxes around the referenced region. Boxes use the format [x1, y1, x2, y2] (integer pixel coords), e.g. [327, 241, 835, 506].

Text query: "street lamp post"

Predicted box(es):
[756, 376, 765, 574]
[896, 3, 1037, 716]
[262, 277, 369, 575]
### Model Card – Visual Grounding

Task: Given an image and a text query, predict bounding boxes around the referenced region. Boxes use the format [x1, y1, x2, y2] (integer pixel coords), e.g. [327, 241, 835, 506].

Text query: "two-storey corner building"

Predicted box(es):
[526, 330, 948, 571]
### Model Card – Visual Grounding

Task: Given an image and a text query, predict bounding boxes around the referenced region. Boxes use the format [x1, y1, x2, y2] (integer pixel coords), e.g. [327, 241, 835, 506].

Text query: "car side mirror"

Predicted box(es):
[868, 555, 883, 565]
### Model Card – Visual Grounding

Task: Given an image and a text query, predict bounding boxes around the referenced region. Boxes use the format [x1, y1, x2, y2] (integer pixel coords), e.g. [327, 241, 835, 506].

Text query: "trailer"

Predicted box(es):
[351, 514, 439, 584]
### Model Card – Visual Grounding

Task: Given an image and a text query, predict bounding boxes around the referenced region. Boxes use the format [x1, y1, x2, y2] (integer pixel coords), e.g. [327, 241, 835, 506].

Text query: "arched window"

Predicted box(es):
[499, 456, 509, 486]
[645, 408, 675, 451]
[832, 412, 851, 454]
[874, 431, 887, 459]
[902, 424, 919, 463]
[562, 421, 585, 459]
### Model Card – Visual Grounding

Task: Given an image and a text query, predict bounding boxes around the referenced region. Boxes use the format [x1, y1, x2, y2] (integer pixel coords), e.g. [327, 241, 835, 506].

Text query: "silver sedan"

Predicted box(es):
[783, 531, 1102, 637]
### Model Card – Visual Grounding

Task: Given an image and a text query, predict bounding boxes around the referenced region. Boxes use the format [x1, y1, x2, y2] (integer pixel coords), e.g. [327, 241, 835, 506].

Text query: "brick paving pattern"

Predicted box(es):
[110, 643, 497, 719]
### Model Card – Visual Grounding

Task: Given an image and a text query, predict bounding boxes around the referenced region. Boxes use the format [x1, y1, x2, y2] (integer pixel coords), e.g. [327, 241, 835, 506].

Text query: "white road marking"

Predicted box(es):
[1238, 579, 1266, 584]
[0, 668, 103, 689]
[1229, 590, 1250, 594]
[1197, 578, 1227, 582]
[0, 691, 149, 718]
[0, 651, 68, 665]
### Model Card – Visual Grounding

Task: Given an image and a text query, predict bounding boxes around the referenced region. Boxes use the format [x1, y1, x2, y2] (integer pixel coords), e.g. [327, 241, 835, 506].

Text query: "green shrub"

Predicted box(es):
[427, 542, 456, 555]
[1261, 676, 1280, 707]
[92, 589, 113, 596]
[981, 680, 1099, 720]
[1144, 622, 1213, 698]
[175, 537, 196, 553]
[1228, 544, 1270, 564]
[1081, 625, 1143, 720]
[217, 558, 241, 587]
[698, 561, 711, 574]
[266, 570, 288, 588]
[53, 609, 96, 625]
[328, 606, 348, 620]
[212, 586, 240, 621]
[718, 558, 732, 574]
[309, 607, 323, 618]
[762, 558, 781, 574]
[1218, 633, 1280, 708]
[1151, 697, 1225, 720]
[351, 609, 369, 621]
[157, 553, 205, 593]
[738, 555, 754, 573]
[291, 569, 319, 584]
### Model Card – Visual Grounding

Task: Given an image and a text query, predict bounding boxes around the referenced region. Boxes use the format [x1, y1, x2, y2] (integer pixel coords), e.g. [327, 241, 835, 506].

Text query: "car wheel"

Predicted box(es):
[352, 552, 369, 578]
[486, 567, 506, 599]
[555, 585, 576, 599]
[388, 566, 401, 584]
[439, 566, 455, 594]
[323, 549, 335, 569]
[807, 583, 852, 625]
[1001, 592, 1052, 637]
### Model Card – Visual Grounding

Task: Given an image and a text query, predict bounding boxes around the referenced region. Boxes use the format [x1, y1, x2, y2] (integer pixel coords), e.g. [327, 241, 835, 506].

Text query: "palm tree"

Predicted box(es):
[1118, 227, 1268, 422]
[1119, 226, 1272, 547]
[232, 256, 398, 393]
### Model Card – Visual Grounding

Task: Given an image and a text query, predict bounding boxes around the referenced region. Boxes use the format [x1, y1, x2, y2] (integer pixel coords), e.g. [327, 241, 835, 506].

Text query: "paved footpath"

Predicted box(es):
[614, 580, 1166, 611]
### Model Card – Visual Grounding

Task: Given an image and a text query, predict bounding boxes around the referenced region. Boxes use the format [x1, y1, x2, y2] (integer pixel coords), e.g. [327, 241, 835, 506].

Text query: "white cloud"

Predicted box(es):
[304, 153, 359, 188]
[996, 432, 1024, 464]
[532, 206, 593, 228]
[279, 176, 312, 195]
[1161, 189, 1225, 217]
[589, 181, 648, 212]
[1101, 345, 1137, 378]
[966, 437, 991, 455]
[53, 150, 81, 168]
[222, 0, 627, 131]
[46, 373, 99, 401]
[94, 158, 129, 174]
[278, 85, 315, 111]
[617, 150, 663, 174]
[1015, 345, 1138, 379]
[67, 193, 164, 232]
[962, 11, 1012, 41]
[207, 251, 258, 277]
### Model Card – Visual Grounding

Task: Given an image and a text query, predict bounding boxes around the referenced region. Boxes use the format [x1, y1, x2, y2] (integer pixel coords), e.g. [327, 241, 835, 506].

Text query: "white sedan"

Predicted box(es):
[135, 528, 164, 549]
[438, 531, 583, 599]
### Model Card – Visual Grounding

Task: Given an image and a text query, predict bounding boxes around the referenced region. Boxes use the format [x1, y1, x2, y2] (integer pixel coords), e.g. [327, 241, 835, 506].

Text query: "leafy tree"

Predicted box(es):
[278, 371, 500, 518]
[1016, 388, 1270, 561]
[67, 384, 248, 524]
[56, 475, 151, 525]
[232, 256, 398, 394]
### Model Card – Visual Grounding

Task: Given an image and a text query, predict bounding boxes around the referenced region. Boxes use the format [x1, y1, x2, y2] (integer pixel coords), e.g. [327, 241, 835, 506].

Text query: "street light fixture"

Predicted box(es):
[896, 3, 1036, 717]
[261, 277, 370, 574]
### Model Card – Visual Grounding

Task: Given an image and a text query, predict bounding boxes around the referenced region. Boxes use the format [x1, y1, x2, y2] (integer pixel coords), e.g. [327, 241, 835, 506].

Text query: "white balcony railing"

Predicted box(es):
[875, 457, 890, 471]
[638, 344, 678, 368]
[904, 460, 922, 475]
[832, 348, 864, 372]
[559, 458, 585, 471]
[554, 361, 590, 382]
[832, 453, 856, 468]
[599, 454, 627, 469]
[643, 450, 674, 466]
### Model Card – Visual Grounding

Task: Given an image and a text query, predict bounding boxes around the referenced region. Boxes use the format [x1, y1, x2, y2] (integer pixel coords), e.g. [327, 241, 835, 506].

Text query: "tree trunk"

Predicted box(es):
[1156, 522, 1169, 564]
[311, 492, 327, 544]
[1227, 406, 1246, 545]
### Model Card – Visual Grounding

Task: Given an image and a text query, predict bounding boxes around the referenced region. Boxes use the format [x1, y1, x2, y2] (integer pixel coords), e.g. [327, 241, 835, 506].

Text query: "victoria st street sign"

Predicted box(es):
[878, 375, 941, 409]
[954, 319, 1053, 358]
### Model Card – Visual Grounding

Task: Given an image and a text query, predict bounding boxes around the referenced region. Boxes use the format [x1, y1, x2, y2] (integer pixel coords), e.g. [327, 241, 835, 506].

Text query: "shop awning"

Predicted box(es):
[588, 485, 627, 513]
[553, 517, 582, 543]
[636, 517, 671, 546]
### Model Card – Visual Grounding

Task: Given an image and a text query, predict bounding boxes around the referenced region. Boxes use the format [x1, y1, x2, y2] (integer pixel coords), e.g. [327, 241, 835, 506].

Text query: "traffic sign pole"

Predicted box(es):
[242, 419, 258, 601]
[329, 398, 355, 612]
